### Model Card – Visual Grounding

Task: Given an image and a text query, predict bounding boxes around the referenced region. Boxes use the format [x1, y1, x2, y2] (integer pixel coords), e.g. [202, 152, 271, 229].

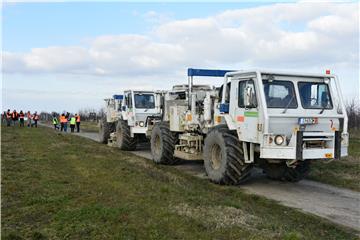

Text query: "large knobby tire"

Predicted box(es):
[263, 161, 310, 182]
[151, 122, 179, 165]
[116, 120, 137, 151]
[99, 118, 114, 144]
[203, 125, 252, 185]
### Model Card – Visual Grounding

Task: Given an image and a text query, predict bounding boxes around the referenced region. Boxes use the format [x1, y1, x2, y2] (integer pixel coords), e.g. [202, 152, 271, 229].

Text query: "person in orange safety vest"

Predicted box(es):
[6, 109, 11, 127]
[19, 110, 25, 127]
[32, 111, 39, 128]
[27, 111, 32, 127]
[75, 113, 81, 133]
[60, 113, 68, 132]
[11, 110, 19, 126]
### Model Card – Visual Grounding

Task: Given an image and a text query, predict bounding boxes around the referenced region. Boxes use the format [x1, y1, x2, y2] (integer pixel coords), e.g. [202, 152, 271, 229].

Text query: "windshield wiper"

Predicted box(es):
[319, 105, 327, 114]
[282, 95, 295, 114]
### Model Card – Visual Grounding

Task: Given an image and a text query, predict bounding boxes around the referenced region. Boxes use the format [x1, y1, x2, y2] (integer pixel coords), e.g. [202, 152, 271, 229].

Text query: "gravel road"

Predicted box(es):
[40, 123, 360, 231]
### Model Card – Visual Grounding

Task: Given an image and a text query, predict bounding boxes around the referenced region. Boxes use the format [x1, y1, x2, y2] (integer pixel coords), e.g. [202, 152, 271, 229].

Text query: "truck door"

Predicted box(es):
[127, 92, 135, 126]
[233, 79, 259, 142]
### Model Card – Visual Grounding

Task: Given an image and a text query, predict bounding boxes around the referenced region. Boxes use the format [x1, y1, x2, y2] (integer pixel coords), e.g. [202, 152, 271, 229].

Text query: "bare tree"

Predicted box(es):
[346, 99, 360, 130]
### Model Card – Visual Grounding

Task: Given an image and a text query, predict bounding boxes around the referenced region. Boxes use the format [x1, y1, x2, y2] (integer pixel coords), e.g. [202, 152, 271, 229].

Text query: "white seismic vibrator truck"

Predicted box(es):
[150, 68, 349, 184]
[100, 90, 163, 150]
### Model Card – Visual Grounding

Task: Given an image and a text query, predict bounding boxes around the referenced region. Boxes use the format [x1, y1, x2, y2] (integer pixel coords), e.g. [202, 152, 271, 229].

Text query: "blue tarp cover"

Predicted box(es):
[113, 95, 123, 100]
[187, 68, 236, 77]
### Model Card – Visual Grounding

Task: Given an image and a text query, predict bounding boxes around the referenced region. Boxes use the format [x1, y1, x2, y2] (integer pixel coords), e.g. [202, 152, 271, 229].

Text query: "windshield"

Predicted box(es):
[263, 80, 297, 108]
[134, 94, 155, 109]
[298, 82, 332, 109]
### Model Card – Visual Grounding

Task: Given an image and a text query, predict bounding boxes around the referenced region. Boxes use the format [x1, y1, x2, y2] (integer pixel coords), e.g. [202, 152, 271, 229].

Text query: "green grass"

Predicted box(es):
[80, 121, 99, 133]
[1, 126, 357, 240]
[308, 130, 360, 191]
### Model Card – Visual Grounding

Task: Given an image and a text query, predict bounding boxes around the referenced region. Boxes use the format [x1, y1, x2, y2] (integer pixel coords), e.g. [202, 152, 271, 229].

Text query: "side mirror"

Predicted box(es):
[244, 86, 256, 108]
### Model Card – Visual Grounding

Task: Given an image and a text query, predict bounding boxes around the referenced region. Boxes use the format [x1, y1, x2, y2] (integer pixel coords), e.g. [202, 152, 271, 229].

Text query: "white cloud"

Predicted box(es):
[2, 2, 359, 110]
[143, 10, 172, 24]
[4, 46, 91, 74]
[3, 2, 358, 77]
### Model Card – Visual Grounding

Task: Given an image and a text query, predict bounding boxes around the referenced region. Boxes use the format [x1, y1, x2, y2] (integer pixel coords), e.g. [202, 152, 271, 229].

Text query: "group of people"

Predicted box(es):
[2, 109, 82, 133]
[2, 109, 39, 127]
[52, 113, 81, 133]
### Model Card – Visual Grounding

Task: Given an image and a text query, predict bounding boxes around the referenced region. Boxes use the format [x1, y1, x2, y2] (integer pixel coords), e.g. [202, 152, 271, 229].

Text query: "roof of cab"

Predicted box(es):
[226, 69, 335, 78]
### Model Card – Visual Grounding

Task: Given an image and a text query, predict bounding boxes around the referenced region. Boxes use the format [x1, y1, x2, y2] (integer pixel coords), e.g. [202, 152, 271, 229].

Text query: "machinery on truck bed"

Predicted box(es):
[151, 68, 349, 184]
[100, 90, 163, 150]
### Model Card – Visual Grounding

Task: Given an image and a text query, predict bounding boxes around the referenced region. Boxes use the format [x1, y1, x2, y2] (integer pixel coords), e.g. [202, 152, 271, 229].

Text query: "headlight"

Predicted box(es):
[139, 121, 144, 127]
[275, 135, 285, 145]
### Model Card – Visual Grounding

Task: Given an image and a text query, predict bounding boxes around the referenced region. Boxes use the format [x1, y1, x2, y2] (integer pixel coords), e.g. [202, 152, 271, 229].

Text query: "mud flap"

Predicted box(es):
[296, 131, 303, 160]
[334, 131, 341, 160]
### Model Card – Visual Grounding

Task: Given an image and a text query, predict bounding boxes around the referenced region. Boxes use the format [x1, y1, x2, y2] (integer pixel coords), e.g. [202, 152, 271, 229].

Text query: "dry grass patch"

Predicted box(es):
[173, 203, 259, 229]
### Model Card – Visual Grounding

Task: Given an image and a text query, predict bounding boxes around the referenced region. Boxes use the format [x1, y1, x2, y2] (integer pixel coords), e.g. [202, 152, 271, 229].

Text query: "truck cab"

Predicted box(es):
[219, 70, 348, 164]
[121, 90, 162, 136]
[150, 68, 349, 184]
[100, 90, 163, 150]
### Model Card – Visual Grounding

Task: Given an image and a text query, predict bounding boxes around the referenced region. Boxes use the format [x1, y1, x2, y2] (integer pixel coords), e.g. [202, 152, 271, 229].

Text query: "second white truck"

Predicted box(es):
[100, 90, 163, 150]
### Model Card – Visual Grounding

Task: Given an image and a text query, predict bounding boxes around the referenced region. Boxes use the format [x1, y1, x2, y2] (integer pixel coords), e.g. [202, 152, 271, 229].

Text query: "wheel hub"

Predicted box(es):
[210, 144, 222, 170]
[154, 134, 161, 155]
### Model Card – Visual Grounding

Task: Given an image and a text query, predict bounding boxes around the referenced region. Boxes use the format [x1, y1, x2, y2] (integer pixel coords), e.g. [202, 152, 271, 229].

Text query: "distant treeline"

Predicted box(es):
[39, 108, 105, 122]
[346, 99, 360, 130]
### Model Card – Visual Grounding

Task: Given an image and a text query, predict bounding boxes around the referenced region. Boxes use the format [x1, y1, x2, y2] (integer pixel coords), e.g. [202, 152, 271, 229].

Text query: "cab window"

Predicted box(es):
[238, 80, 257, 108]
[298, 82, 333, 109]
[134, 94, 155, 109]
[263, 80, 297, 108]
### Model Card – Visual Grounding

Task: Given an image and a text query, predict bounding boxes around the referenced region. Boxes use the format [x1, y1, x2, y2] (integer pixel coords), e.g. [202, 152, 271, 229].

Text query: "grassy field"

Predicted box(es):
[80, 121, 99, 133]
[1, 126, 357, 240]
[308, 130, 360, 191]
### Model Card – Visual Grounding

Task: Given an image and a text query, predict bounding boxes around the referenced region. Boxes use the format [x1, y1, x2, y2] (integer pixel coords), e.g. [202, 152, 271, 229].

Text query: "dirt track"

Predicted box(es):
[40, 124, 360, 231]
[130, 146, 360, 231]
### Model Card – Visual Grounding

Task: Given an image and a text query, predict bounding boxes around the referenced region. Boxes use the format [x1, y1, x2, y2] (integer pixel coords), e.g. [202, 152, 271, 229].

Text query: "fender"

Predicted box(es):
[223, 114, 237, 130]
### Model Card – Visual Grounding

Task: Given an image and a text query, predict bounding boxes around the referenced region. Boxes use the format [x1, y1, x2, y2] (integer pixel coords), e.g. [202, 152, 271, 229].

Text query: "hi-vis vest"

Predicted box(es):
[60, 116, 67, 123]
[70, 117, 76, 125]
[76, 115, 80, 122]
[53, 117, 58, 124]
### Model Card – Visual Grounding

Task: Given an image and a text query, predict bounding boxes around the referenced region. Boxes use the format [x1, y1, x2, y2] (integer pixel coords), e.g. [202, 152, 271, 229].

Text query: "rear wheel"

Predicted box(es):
[263, 161, 310, 182]
[116, 120, 137, 150]
[99, 118, 114, 144]
[203, 125, 252, 185]
[151, 122, 179, 165]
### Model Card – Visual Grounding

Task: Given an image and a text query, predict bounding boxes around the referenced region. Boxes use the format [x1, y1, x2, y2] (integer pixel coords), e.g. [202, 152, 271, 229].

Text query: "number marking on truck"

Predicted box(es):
[298, 117, 318, 125]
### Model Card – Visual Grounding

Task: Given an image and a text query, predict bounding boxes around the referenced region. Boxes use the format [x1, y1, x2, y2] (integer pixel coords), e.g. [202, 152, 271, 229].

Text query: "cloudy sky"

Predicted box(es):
[2, 1, 359, 113]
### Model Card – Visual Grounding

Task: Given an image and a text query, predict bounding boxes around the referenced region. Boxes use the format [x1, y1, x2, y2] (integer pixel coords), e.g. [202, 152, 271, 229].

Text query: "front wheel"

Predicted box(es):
[116, 120, 137, 151]
[150, 122, 179, 165]
[99, 118, 114, 144]
[203, 125, 252, 185]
